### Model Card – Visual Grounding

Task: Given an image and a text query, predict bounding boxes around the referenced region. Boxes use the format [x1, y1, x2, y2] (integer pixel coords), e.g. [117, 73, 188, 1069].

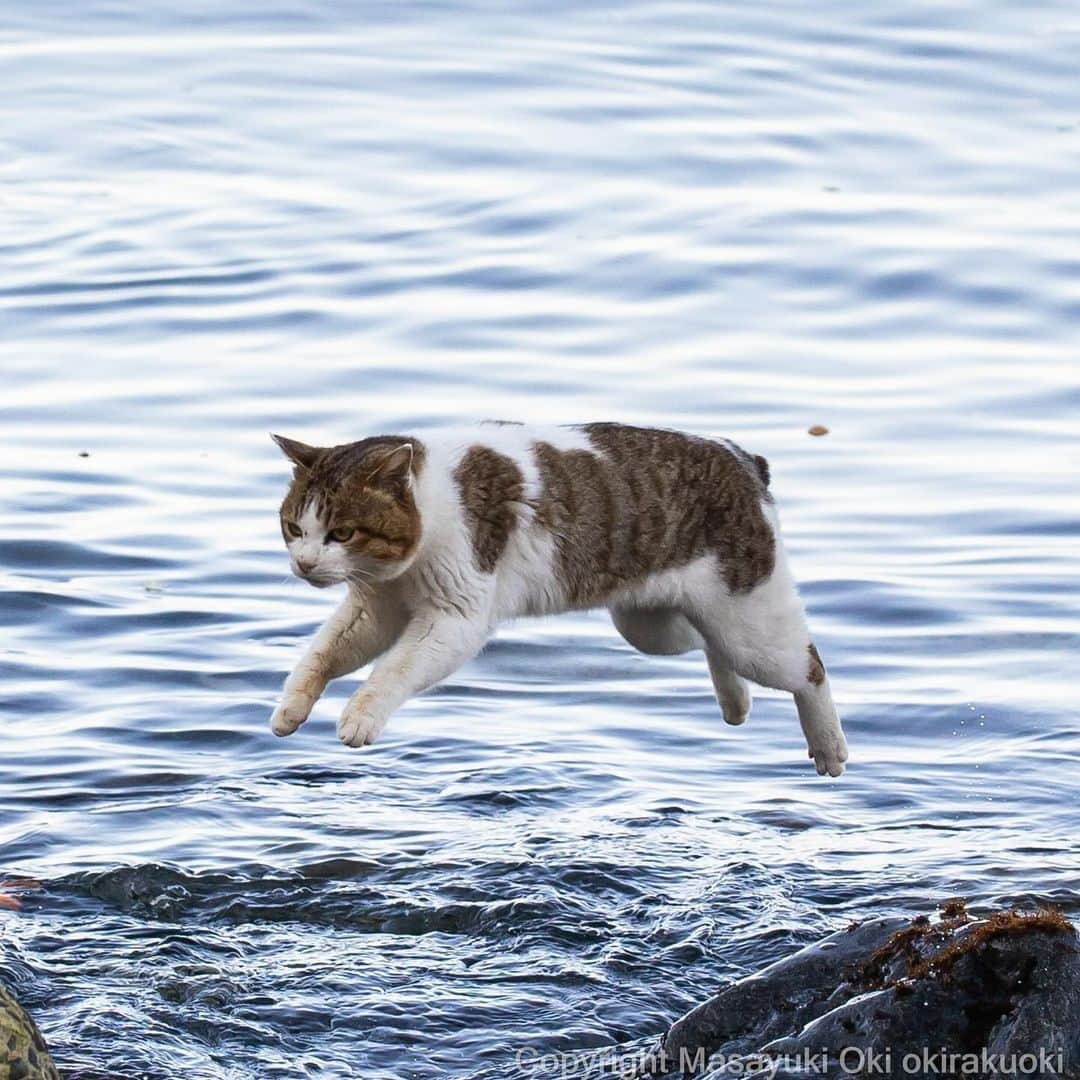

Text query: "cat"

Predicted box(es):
[269, 422, 849, 776]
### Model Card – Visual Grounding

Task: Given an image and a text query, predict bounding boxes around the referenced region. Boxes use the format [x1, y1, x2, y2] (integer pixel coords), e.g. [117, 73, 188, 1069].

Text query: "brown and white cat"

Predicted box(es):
[270, 422, 848, 776]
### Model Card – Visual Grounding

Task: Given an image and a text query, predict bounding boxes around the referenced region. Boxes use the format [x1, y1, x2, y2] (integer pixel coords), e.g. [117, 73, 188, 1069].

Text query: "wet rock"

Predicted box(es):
[656, 904, 1080, 1078]
[0, 981, 59, 1080]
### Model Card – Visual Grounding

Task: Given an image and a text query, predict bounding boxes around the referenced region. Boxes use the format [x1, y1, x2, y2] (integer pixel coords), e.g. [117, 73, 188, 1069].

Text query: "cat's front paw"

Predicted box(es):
[270, 695, 313, 737]
[337, 702, 385, 748]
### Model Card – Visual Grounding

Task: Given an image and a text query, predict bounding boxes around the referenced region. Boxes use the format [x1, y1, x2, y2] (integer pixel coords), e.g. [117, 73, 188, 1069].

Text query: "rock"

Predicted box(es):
[654, 904, 1080, 1078]
[0, 981, 59, 1080]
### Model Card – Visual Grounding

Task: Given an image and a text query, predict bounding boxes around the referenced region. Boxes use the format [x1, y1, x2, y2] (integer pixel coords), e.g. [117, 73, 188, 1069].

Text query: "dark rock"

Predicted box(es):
[654, 905, 1080, 1078]
[0, 982, 59, 1080]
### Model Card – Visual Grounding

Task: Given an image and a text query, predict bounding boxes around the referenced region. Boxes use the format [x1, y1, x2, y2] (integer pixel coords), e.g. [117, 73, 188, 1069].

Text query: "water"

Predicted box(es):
[2, 1, 1078, 1076]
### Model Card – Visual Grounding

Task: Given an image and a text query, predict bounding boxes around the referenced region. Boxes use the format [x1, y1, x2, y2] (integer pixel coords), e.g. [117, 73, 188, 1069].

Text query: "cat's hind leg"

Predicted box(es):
[706, 653, 752, 726]
[610, 606, 703, 655]
[611, 605, 751, 726]
[792, 644, 847, 777]
[687, 566, 848, 776]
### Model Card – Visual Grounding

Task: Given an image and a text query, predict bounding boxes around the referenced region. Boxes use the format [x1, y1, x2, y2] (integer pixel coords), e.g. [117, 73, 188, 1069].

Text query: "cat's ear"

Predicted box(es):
[270, 434, 322, 472]
[367, 443, 415, 492]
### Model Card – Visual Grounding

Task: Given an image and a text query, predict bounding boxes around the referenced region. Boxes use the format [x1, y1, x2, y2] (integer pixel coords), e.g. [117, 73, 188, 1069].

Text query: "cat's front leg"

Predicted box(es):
[272, 592, 398, 737]
[337, 607, 492, 748]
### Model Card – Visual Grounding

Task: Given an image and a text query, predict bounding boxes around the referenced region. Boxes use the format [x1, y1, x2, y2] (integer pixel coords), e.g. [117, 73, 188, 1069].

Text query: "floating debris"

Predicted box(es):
[0, 878, 40, 911]
[808, 424, 829, 437]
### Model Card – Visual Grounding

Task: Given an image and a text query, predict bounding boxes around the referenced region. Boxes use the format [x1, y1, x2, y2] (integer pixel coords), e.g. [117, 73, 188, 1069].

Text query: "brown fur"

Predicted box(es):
[752, 454, 770, 488]
[454, 445, 526, 573]
[279, 437, 426, 563]
[531, 423, 775, 606]
[807, 642, 825, 686]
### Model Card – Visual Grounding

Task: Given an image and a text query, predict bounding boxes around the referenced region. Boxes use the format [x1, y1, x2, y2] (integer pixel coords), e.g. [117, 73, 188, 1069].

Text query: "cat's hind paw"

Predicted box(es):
[719, 682, 751, 727]
[807, 729, 849, 778]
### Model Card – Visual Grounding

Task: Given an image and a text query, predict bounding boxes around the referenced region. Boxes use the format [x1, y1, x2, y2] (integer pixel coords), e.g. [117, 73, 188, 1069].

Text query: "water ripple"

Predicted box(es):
[2, 0, 1079, 1075]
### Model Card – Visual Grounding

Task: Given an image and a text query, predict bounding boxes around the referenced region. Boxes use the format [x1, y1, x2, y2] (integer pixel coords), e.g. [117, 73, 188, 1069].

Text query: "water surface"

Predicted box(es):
[1, 1, 1078, 1077]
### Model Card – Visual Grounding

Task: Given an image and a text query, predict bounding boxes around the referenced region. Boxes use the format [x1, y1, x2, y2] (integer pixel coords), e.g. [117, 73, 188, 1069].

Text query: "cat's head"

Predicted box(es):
[272, 433, 423, 588]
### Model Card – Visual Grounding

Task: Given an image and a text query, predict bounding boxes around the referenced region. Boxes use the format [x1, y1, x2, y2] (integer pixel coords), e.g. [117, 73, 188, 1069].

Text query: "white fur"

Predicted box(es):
[271, 425, 848, 775]
[283, 502, 353, 588]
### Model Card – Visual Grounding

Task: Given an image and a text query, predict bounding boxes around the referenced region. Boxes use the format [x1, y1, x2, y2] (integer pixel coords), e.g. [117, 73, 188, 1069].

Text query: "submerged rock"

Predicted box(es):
[0, 981, 58, 1080]
[655, 904, 1080, 1078]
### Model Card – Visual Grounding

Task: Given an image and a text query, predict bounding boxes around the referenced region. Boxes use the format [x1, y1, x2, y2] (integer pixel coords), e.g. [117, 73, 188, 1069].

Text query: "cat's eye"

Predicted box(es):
[285, 521, 302, 539]
[328, 526, 355, 543]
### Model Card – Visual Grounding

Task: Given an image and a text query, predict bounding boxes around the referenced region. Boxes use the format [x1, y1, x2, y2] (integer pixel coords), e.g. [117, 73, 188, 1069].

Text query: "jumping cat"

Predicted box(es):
[269, 422, 848, 776]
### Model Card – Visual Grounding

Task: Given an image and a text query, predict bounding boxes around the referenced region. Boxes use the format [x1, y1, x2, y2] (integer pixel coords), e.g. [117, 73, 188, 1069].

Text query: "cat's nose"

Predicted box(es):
[295, 557, 316, 575]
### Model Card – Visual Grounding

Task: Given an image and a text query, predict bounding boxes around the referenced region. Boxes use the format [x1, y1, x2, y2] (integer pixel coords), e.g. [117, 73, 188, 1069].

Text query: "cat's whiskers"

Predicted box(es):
[345, 570, 376, 605]
[346, 570, 374, 589]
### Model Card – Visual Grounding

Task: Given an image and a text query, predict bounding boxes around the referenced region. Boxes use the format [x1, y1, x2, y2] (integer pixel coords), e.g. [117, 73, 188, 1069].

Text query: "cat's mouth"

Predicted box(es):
[295, 569, 340, 589]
